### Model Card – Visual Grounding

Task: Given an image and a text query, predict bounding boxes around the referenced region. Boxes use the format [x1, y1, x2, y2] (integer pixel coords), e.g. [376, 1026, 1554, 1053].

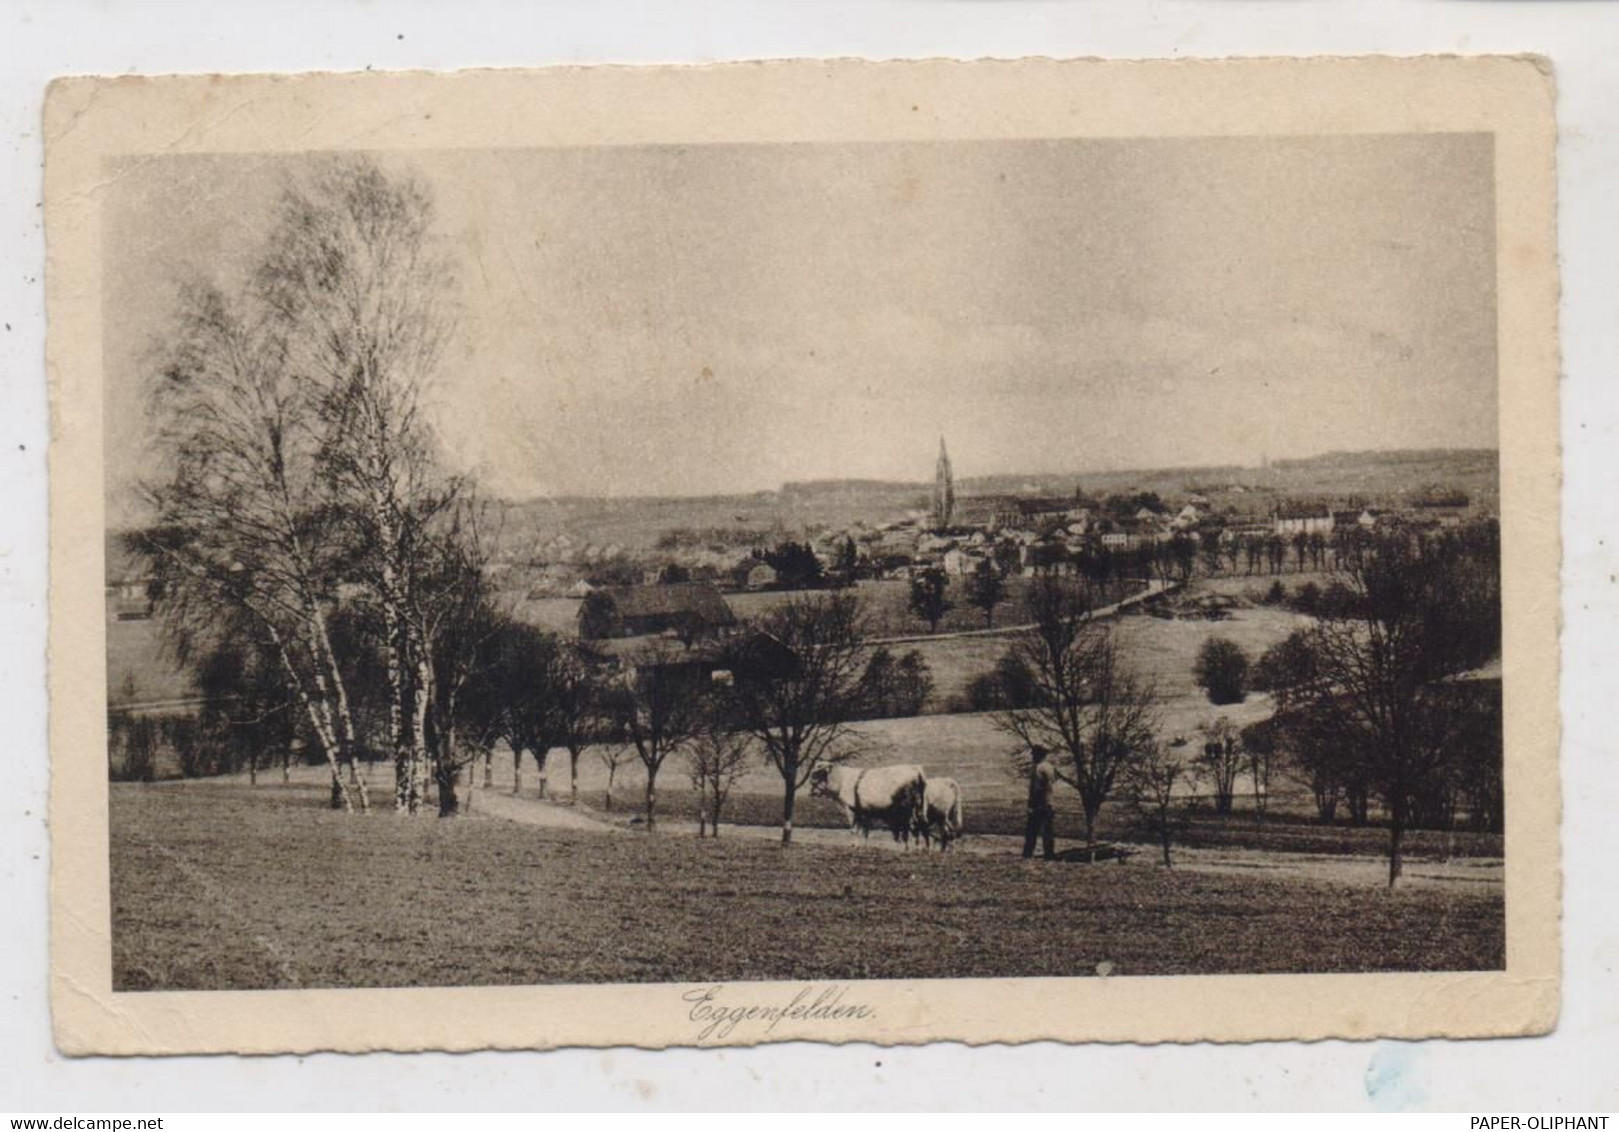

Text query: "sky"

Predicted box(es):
[102, 134, 1497, 518]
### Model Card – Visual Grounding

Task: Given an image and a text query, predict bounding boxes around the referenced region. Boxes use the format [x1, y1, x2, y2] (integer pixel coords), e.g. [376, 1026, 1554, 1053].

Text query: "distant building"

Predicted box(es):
[983, 496, 1071, 532]
[1021, 539, 1070, 574]
[746, 563, 779, 591]
[105, 536, 158, 622]
[931, 437, 956, 530]
[942, 548, 989, 576]
[578, 582, 737, 641]
[1274, 506, 1335, 537]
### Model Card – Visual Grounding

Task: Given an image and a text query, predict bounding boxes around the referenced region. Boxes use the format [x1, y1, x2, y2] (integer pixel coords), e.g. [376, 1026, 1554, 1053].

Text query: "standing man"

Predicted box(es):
[1023, 744, 1057, 860]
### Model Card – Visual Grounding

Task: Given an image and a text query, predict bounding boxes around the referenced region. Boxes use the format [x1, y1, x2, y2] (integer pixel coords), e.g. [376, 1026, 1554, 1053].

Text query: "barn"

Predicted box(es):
[577, 581, 738, 641]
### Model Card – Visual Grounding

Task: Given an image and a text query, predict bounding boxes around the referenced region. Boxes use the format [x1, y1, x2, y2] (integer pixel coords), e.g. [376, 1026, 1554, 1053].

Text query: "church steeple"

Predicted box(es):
[931, 436, 955, 531]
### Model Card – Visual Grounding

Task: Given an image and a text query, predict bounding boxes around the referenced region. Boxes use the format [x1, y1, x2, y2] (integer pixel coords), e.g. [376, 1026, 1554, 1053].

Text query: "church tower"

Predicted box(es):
[931, 436, 955, 531]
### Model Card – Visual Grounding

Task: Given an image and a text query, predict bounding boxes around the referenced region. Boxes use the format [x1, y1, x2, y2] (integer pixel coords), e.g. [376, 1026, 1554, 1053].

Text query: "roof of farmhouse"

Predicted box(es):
[595, 581, 737, 626]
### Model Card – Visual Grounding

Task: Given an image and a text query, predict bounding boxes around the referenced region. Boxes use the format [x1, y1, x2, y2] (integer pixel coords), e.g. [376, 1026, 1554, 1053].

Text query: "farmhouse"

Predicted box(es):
[577, 581, 737, 641]
[587, 628, 799, 690]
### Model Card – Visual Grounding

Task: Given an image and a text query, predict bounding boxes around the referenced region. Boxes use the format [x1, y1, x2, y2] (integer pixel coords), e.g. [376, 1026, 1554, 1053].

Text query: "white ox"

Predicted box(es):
[917, 777, 964, 852]
[809, 763, 928, 848]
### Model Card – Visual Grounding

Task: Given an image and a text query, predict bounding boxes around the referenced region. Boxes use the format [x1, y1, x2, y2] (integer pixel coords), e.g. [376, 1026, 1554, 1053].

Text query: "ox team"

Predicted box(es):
[806, 762, 981, 852]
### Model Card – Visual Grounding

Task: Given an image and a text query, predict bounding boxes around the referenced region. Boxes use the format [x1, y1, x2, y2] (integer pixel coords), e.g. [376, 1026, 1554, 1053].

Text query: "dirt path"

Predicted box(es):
[464, 785, 616, 832]
[464, 780, 1502, 891]
[865, 578, 1176, 646]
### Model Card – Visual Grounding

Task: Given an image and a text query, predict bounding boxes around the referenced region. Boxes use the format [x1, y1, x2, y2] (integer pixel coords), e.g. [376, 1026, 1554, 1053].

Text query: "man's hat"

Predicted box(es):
[1030, 744, 1049, 761]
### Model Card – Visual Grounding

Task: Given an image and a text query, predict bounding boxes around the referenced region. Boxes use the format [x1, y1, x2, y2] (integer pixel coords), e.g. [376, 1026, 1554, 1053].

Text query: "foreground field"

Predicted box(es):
[111, 782, 1504, 991]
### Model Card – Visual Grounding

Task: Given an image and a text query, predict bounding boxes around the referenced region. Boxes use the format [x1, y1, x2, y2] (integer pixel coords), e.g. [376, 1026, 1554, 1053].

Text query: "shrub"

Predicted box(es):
[855, 647, 934, 719]
[1290, 581, 1322, 615]
[963, 651, 1042, 712]
[1193, 636, 1250, 705]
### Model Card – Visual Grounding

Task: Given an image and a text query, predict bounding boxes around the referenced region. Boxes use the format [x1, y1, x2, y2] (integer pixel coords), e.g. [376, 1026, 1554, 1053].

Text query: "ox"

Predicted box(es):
[809, 764, 928, 848]
[916, 777, 964, 852]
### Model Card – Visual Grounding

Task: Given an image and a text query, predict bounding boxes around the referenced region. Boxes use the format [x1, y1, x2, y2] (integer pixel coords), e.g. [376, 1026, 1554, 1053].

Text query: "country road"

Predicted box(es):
[463, 773, 1501, 893]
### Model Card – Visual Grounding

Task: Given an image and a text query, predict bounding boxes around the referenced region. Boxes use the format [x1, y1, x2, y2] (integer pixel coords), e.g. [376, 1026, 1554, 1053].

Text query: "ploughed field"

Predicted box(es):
[111, 782, 1505, 991]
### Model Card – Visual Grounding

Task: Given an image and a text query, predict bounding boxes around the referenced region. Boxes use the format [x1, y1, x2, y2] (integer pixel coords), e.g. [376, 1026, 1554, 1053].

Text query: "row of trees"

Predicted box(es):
[575, 595, 932, 842]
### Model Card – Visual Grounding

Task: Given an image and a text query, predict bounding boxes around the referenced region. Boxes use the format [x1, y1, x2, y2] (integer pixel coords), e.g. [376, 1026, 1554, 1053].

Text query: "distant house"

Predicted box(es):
[105, 536, 158, 622]
[746, 563, 779, 591]
[1274, 506, 1335, 537]
[1021, 539, 1070, 574]
[577, 582, 737, 641]
[942, 548, 988, 576]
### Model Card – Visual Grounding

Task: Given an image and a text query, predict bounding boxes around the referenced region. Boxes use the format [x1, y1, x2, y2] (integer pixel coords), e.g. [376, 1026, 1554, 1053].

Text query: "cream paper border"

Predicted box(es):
[45, 56, 1561, 1054]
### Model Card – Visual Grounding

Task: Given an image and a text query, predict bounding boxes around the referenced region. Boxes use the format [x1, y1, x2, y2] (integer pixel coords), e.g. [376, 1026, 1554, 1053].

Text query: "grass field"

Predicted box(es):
[111, 782, 1505, 991]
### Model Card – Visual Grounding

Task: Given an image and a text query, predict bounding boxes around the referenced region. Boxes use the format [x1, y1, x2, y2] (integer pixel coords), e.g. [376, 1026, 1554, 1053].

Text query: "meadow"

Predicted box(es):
[111, 782, 1505, 991]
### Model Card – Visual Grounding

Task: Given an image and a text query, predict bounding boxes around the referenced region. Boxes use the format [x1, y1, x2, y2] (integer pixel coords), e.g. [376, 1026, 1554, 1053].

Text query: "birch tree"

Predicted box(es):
[142, 282, 367, 810]
[256, 157, 460, 813]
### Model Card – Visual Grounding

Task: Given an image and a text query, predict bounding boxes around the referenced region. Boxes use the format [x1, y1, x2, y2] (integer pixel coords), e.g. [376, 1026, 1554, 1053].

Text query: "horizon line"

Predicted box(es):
[489, 444, 1500, 507]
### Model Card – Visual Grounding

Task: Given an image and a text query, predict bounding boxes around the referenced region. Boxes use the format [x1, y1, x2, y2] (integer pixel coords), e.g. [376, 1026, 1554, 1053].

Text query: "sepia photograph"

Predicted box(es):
[44, 58, 1560, 1052]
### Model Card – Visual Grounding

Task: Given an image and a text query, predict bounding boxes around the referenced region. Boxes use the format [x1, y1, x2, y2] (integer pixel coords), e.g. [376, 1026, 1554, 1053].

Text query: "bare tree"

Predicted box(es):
[548, 644, 606, 802]
[1196, 716, 1244, 816]
[464, 614, 559, 799]
[687, 720, 754, 837]
[605, 639, 706, 831]
[1123, 743, 1183, 867]
[719, 593, 871, 845]
[1241, 719, 1277, 822]
[994, 577, 1161, 855]
[1297, 530, 1501, 885]
[964, 559, 1007, 628]
[416, 504, 506, 816]
[596, 742, 634, 812]
[908, 567, 952, 633]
